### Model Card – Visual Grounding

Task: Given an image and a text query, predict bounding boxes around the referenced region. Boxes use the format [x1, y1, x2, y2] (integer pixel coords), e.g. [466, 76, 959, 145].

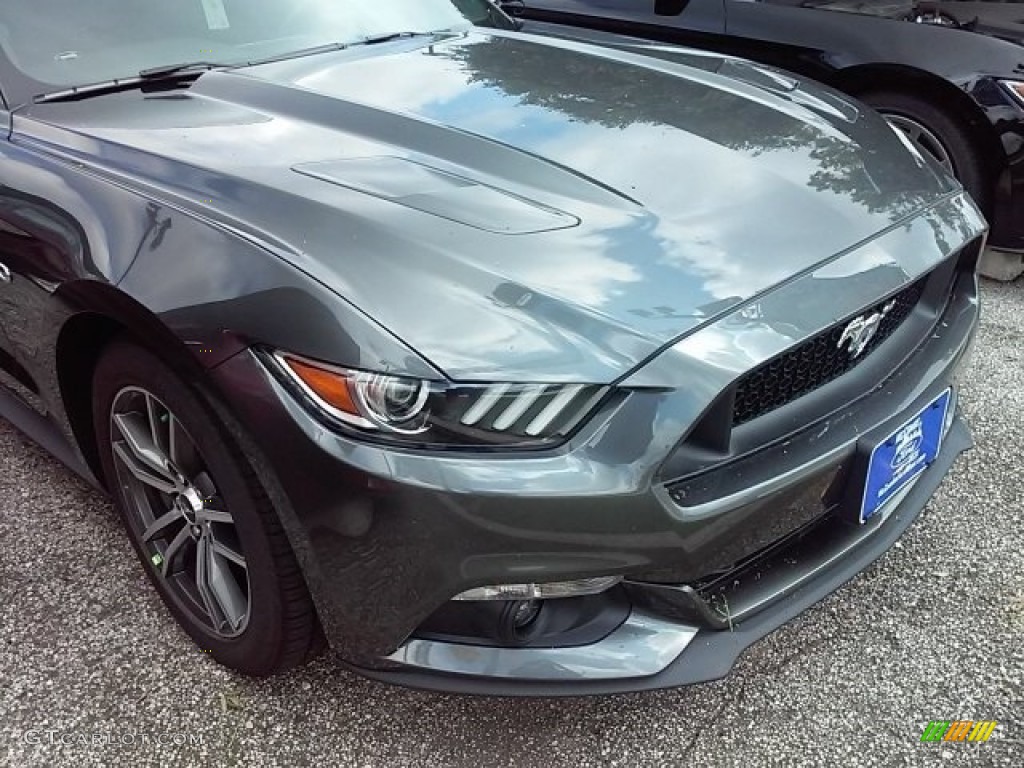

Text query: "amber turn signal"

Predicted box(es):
[280, 355, 360, 416]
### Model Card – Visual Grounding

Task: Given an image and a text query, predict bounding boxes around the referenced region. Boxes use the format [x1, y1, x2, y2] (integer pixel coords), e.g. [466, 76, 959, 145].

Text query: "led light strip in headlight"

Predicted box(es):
[459, 382, 598, 436]
[268, 350, 610, 449]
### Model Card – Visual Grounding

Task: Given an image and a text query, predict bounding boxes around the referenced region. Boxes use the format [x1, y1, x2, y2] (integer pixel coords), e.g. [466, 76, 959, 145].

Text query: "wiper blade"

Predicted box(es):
[138, 61, 224, 78]
[243, 42, 349, 67]
[354, 30, 451, 46]
[244, 33, 448, 67]
[34, 62, 227, 104]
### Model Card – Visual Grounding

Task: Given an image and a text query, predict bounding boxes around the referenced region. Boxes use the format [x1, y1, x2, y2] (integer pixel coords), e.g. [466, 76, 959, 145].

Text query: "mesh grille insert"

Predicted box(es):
[731, 278, 927, 426]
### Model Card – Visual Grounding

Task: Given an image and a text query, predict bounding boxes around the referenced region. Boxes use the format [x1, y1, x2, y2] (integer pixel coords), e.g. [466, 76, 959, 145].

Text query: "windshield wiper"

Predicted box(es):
[354, 30, 452, 46]
[232, 33, 447, 70]
[243, 42, 350, 67]
[244, 32, 448, 67]
[34, 61, 229, 104]
[137, 61, 224, 78]
[34, 32, 454, 104]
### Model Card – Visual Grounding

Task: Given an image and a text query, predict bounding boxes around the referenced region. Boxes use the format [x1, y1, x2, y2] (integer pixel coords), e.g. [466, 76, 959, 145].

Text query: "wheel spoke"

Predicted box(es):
[208, 551, 248, 630]
[197, 536, 247, 631]
[198, 508, 233, 525]
[142, 506, 184, 543]
[113, 441, 178, 495]
[168, 414, 199, 477]
[211, 537, 247, 569]
[168, 412, 180, 470]
[195, 537, 222, 629]
[161, 525, 192, 577]
[112, 412, 180, 488]
[145, 392, 167, 456]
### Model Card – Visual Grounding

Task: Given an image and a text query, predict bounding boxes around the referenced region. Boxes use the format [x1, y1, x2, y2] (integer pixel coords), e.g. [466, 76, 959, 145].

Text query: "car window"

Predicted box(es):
[0, 0, 507, 88]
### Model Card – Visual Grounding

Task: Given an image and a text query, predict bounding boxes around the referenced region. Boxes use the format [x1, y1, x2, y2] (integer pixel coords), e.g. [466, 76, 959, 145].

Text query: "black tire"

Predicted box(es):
[92, 338, 323, 676]
[860, 90, 992, 212]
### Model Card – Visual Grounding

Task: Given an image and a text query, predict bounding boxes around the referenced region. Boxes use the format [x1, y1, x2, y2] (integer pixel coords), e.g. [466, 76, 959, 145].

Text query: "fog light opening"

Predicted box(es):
[414, 579, 632, 649]
[499, 599, 544, 643]
[511, 599, 541, 628]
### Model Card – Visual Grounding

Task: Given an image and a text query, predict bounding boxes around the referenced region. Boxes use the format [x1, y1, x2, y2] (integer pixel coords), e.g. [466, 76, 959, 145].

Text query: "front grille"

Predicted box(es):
[731, 278, 927, 426]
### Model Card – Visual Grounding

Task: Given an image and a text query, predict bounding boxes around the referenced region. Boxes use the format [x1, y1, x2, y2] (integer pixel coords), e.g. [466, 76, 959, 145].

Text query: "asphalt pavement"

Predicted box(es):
[1, 278, 1022, 768]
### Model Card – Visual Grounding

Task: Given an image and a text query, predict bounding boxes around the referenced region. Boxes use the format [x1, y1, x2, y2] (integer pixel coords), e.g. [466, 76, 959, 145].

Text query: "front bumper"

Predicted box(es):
[207, 202, 982, 694]
[360, 417, 972, 695]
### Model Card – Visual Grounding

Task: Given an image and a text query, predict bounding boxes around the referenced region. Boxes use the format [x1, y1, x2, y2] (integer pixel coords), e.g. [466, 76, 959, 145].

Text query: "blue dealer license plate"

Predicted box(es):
[860, 389, 951, 524]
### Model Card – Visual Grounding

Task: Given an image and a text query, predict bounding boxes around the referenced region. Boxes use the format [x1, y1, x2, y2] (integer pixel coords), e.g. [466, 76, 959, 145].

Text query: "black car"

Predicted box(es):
[0, 0, 986, 693]
[514, 0, 1024, 254]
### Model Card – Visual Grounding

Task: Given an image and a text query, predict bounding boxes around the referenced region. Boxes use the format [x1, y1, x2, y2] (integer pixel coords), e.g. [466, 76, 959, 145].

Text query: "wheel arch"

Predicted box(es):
[54, 283, 213, 490]
[829, 63, 1006, 197]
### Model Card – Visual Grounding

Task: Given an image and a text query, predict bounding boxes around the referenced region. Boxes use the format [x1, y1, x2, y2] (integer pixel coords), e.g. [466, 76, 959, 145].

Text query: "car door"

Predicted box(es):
[0, 72, 93, 418]
[0, 181, 77, 416]
[520, 0, 728, 46]
[0, 87, 40, 408]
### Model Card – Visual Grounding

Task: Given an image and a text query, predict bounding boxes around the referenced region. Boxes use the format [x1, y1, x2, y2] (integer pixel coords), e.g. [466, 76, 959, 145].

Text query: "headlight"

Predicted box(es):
[352, 372, 431, 433]
[268, 350, 610, 448]
[1000, 80, 1024, 107]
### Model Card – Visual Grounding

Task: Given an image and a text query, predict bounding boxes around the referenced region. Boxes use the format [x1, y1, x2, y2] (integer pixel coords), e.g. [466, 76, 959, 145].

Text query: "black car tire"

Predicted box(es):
[860, 90, 991, 212]
[92, 338, 323, 676]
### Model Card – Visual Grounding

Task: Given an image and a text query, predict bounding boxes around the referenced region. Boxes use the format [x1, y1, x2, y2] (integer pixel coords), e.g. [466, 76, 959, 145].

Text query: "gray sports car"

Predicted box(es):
[0, 0, 985, 693]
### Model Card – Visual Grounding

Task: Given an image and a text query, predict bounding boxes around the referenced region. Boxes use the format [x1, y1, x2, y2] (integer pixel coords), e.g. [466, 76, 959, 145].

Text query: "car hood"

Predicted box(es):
[21, 30, 960, 383]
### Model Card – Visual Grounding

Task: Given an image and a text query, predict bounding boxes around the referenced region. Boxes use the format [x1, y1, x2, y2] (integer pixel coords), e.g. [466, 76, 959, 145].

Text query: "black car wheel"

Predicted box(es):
[861, 91, 991, 211]
[93, 339, 323, 676]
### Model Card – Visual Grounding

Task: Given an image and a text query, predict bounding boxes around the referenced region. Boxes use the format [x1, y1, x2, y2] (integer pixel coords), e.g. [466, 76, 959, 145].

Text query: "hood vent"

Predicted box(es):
[293, 156, 578, 234]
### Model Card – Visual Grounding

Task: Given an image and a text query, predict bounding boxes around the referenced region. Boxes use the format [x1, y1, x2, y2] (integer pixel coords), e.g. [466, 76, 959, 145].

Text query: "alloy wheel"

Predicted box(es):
[882, 113, 955, 174]
[109, 386, 251, 637]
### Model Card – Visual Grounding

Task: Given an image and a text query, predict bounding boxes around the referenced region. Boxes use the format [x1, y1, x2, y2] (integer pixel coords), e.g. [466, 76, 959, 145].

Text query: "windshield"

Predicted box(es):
[0, 0, 507, 90]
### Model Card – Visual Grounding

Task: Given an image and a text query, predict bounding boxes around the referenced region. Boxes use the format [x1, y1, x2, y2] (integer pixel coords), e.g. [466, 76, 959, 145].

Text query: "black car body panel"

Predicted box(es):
[518, 0, 1024, 251]
[0, 8, 987, 692]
